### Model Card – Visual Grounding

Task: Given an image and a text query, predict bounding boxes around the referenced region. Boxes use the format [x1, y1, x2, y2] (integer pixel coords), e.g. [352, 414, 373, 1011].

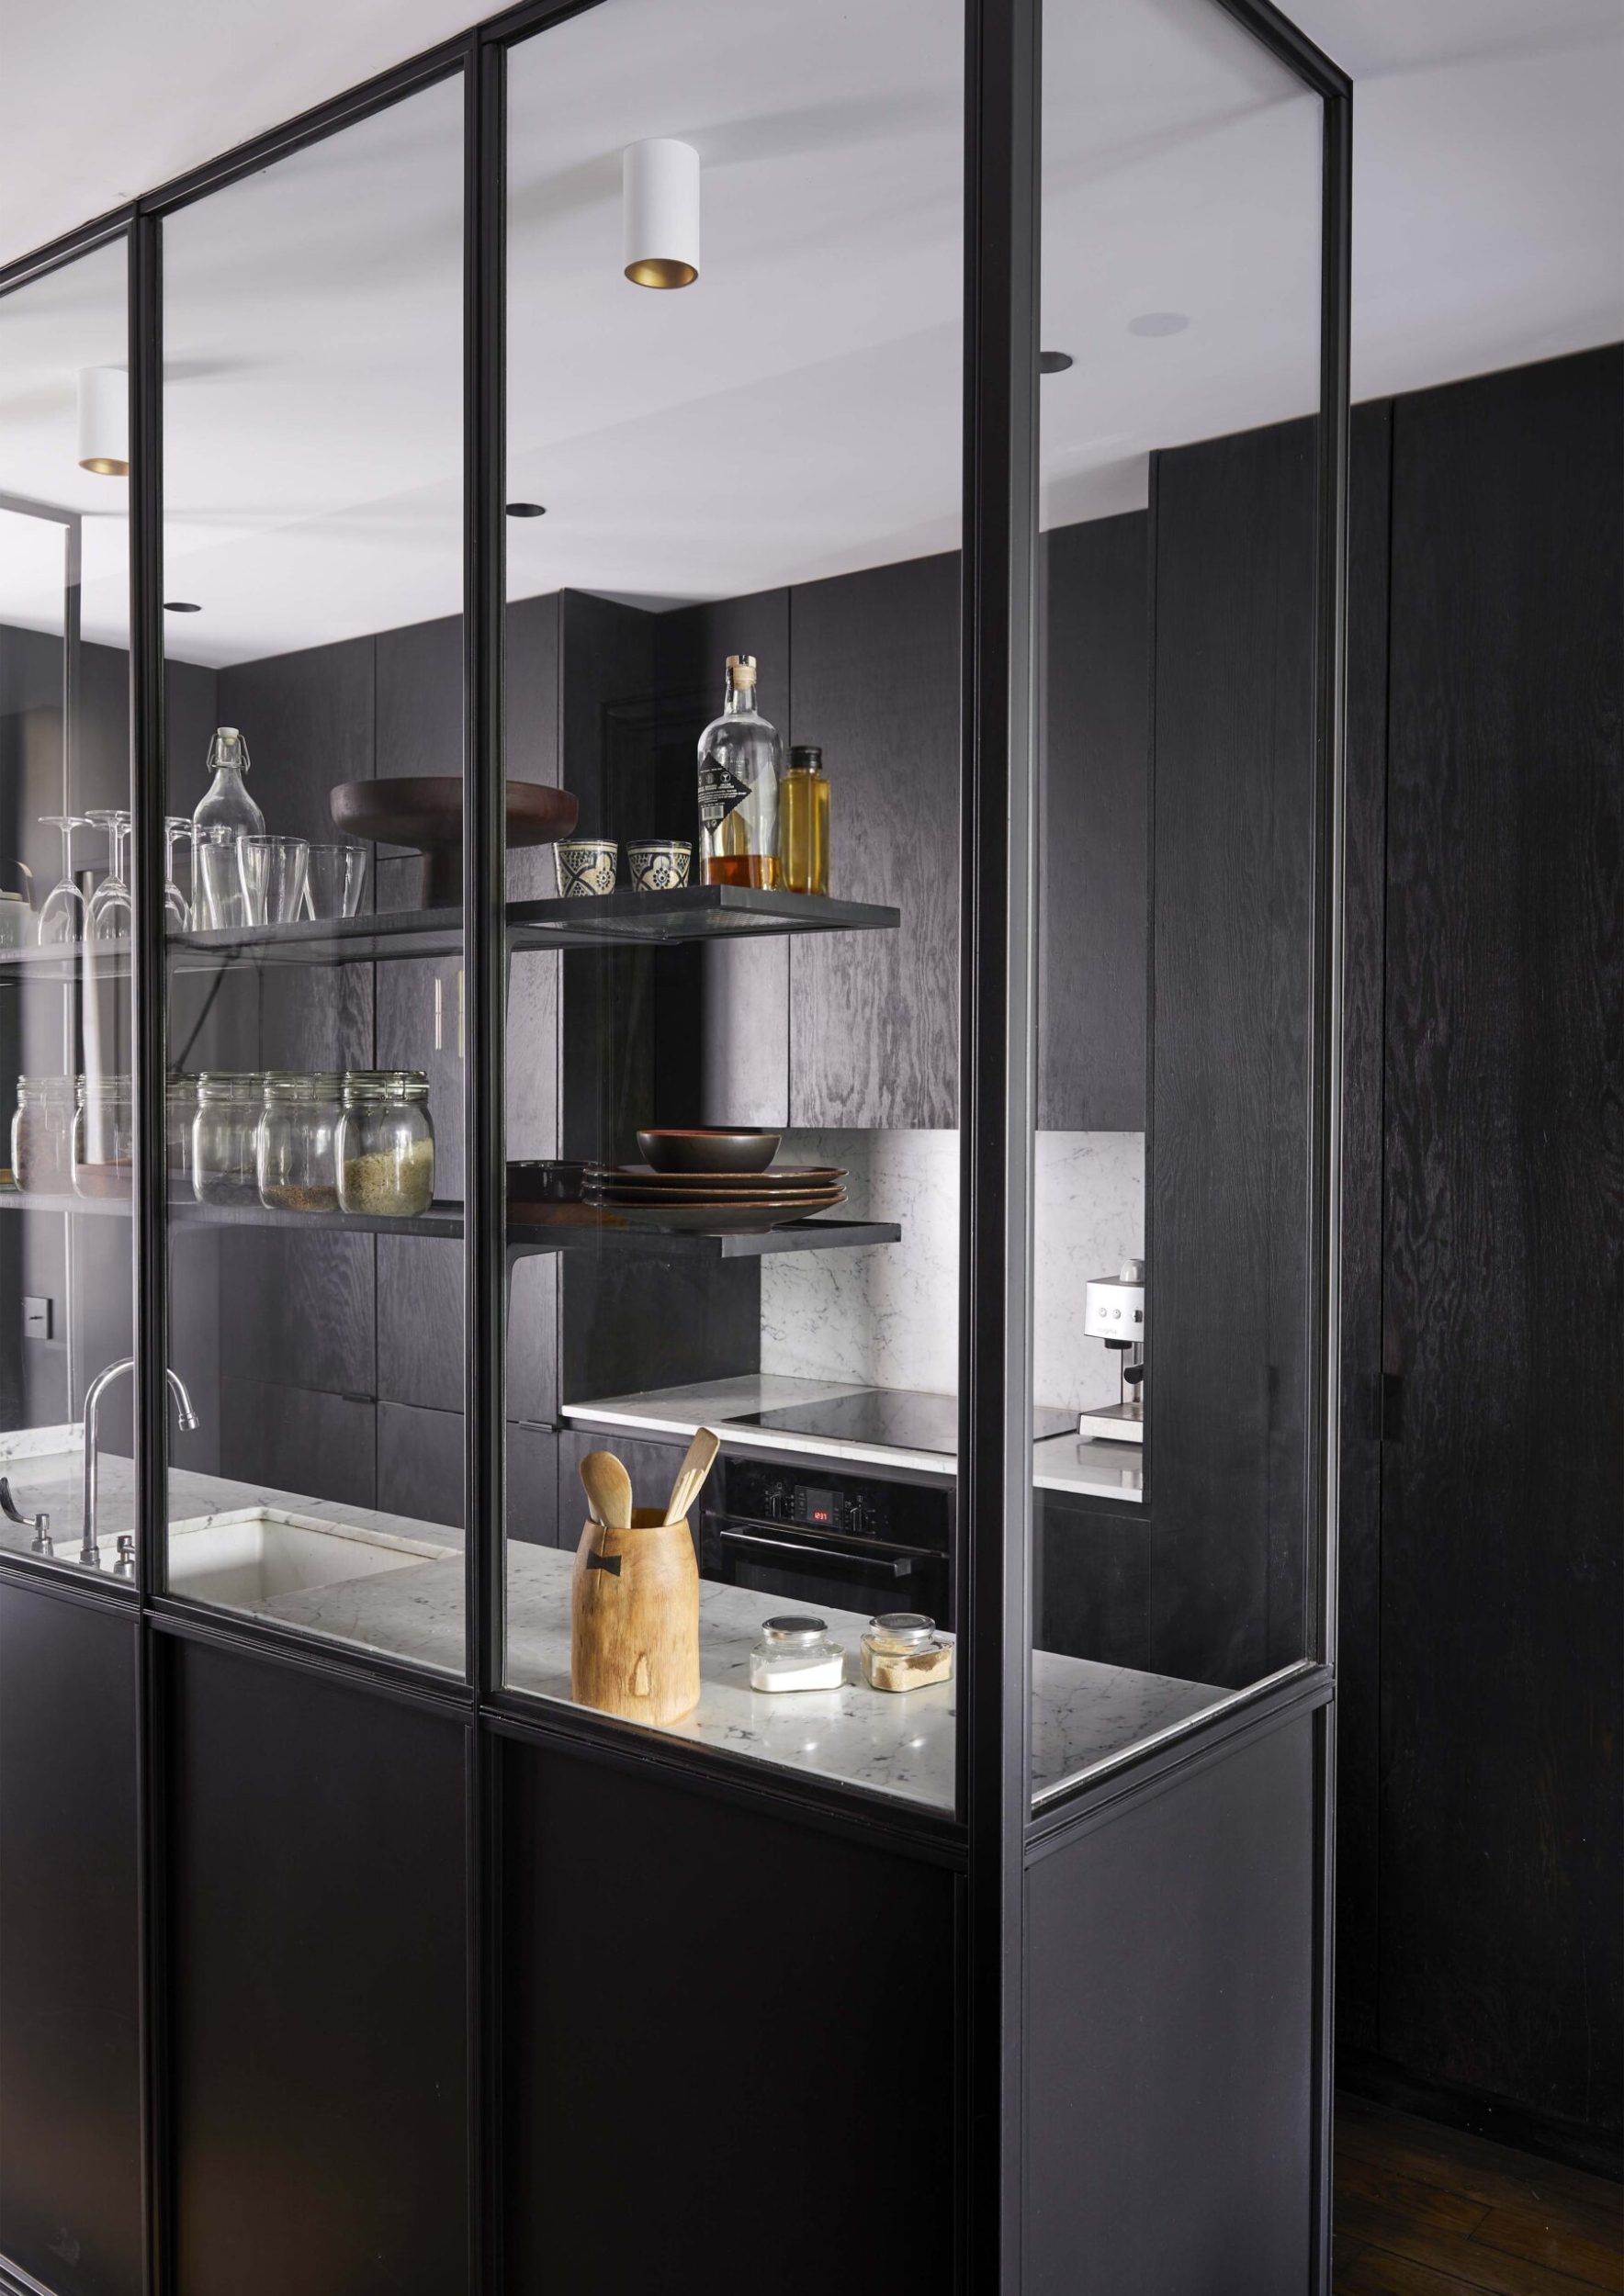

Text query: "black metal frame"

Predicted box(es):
[0, 0, 1349, 2284]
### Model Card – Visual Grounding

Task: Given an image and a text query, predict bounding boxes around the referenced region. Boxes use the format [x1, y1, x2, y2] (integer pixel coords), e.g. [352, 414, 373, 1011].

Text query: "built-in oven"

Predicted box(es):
[702, 1455, 954, 1628]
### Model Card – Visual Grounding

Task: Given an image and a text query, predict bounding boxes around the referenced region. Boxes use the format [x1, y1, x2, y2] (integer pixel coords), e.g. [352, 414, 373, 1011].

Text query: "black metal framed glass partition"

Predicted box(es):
[154, 71, 469, 1673]
[0, 235, 137, 1587]
[0, 0, 1348, 2286]
[1026, 0, 1331, 1810]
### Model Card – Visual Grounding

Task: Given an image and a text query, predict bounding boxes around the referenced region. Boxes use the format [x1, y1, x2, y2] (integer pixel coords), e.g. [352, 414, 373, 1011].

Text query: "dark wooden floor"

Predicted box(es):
[1336, 2099, 1624, 2295]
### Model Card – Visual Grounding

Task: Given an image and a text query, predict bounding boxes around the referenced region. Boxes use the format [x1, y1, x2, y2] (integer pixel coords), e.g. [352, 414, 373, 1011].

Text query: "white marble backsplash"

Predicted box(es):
[761, 1129, 1145, 1411]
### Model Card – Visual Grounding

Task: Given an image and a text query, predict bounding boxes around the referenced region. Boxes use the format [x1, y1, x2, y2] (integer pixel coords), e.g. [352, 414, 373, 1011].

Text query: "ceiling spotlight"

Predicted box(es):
[164, 601, 201, 613]
[506, 502, 547, 518]
[623, 138, 700, 289]
[1039, 350, 1074, 375]
[77, 366, 129, 476]
[1128, 311, 1190, 338]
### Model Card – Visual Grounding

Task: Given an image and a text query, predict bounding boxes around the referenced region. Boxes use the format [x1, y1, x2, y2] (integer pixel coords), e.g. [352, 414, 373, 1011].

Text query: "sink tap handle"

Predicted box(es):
[114, 1533, 136, 1580]
[0, 1475, 51, 1555]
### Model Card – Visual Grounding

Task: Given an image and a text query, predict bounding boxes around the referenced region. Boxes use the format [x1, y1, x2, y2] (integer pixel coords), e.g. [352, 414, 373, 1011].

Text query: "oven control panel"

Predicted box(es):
[721, 1458, 950, 1553]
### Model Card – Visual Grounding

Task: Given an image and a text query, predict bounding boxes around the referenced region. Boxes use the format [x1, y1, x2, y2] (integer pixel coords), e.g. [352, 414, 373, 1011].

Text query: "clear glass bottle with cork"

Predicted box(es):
[696, 655, 780, 887]
[778, 742, 830, 896]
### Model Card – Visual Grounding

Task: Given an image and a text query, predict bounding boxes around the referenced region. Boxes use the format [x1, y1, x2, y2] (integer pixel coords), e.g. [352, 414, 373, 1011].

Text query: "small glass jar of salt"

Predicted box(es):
[749, 1615, 846, 1693]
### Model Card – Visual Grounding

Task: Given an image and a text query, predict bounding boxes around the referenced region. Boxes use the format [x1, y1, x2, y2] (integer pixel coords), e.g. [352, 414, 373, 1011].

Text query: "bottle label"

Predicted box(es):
[698, 756, 751, 835]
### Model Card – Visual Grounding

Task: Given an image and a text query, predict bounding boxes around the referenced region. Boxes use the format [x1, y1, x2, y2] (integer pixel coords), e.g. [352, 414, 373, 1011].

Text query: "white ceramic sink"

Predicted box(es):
[166, 1507, 456, 1607]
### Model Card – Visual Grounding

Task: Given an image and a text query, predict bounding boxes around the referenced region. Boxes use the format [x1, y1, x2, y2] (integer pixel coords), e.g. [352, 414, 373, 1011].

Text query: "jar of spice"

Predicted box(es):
[860, 1613, 954, 1694]
[192, 1072, 264, 1205]
[749, 1615, 847, 1693]
[258, 1071, 342, 1212]
[12, 1075, 77, 1195]
[337, 1071, 434, 1217]
[73, 1075, 134, 1199]
[166, 1076, 200, 1187]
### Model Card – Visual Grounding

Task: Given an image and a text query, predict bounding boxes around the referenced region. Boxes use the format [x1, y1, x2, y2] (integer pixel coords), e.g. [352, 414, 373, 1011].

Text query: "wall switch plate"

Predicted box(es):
[23, 1296, 53, 1341]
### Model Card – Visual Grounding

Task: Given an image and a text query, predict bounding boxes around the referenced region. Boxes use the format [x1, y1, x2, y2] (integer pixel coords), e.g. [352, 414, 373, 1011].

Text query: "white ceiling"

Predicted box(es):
[0, 0, 1618, 670]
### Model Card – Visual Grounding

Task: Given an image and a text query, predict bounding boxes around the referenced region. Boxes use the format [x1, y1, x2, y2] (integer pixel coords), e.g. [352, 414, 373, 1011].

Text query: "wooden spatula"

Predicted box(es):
[663, 1427, 721, 1525]
[580, 1449, 633, 1530]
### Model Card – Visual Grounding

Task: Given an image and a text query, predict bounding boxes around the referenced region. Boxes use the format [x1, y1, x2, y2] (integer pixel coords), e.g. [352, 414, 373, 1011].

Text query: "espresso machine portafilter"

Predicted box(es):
[1077, 1258, 1145, 1445]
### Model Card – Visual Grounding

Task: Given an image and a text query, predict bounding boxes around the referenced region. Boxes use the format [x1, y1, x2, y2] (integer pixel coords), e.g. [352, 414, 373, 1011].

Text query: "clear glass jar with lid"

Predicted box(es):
[166, 1075, 200, 1185]
[192, 1072, 265, 1204]
[258, 1071, 342, 1212]
[749, 1615, 847, 1693]
[337, 1071, 434, 1217]
[12, 1075, 77, 1195]
[859, 1613, 955, 1694]
[73, 1075, 133, 1199]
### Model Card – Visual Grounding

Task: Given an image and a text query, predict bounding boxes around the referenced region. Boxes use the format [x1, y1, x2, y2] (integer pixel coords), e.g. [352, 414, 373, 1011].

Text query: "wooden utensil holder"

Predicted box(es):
[570, 1508, 701, 1726]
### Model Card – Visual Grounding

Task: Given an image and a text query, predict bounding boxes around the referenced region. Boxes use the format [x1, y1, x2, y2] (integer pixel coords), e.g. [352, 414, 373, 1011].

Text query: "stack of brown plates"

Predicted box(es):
[583, 1163, 848, 1234]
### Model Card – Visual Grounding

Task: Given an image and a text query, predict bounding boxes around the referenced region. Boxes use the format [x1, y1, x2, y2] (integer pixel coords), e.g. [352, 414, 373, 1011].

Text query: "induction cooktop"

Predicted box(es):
[731, 1387, 1075, 1457]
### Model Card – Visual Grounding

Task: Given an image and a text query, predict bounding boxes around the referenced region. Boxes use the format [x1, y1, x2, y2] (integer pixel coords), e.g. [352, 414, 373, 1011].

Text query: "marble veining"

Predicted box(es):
[760, 1129, 1144, 1410]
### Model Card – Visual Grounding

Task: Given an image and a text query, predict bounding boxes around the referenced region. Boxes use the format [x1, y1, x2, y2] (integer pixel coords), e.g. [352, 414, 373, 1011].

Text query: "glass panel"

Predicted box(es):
[0, 239, 136, 1581]
[160, 75, 468, 1671]
[501, 0, 965, 1809]
[1031, 0, 1324, 1803]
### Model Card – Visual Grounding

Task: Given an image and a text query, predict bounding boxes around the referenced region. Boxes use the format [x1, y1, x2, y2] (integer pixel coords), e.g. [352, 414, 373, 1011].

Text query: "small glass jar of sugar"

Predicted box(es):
[749, 1615, 846, 1693]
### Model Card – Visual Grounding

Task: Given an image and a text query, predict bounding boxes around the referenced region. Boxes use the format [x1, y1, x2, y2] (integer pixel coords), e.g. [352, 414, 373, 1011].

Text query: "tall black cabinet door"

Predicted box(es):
[166, 1640, 470, 2295]
[1380, 345, 1623, 2134]
[1038, 511, 1148, 1132]
[0, 1582, 142, 2296]
[788, 553, 960, 1130]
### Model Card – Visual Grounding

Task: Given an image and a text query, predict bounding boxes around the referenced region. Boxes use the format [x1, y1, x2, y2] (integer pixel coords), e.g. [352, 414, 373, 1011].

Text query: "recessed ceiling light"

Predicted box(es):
[1128, 311, 1190, 338]
[506, 502, 547, 518]
[1039, 351, 1074, 375]
[164, 601, 200, 613]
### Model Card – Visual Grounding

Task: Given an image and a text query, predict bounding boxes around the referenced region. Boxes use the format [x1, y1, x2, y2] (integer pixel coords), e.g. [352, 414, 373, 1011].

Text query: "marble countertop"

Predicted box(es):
[562, 1375, 1144, 1504]
[0, 1427, 1212, 1809]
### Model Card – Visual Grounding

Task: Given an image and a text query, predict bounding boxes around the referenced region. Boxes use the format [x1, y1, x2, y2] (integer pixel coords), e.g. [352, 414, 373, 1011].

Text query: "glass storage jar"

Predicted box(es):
[749, 1615, 847, 1693]
[73, 1075, 134, 1199]
[258, 1071, 342, 1212]
[166, 1075, 200, 1186]
[192, 1072, 265, 1205]
[12, 1075, 77, 1195]
[337, 1071, 434, 1217]
[859, 1613, 955, 1694]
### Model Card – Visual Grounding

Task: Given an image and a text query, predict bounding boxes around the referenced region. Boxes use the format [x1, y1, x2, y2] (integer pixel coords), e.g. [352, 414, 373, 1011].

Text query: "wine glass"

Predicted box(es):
[164, 817, 194, 929]
[85, 809, 132, 942]
[36, 814, 90, 946]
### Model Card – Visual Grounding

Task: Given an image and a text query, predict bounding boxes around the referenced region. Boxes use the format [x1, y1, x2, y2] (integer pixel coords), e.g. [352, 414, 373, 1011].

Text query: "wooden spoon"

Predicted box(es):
[663, 1427, 721, 1525]
[580, 1449, 633, 1530]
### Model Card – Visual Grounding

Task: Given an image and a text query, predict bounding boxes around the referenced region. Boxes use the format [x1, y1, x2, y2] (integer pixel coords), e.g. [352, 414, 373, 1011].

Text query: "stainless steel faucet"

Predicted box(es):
[81, 1359, 199, 1571]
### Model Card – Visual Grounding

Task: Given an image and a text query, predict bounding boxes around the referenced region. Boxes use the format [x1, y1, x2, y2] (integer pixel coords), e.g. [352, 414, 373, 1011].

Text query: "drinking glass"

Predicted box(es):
[85, 809, 132, 942]
[304, 840, 368, 920]
[237, 834, 309, 926]
[37, 814, 89, 946]
[164, 817, 194, 929]
[195, 827, 248, 929]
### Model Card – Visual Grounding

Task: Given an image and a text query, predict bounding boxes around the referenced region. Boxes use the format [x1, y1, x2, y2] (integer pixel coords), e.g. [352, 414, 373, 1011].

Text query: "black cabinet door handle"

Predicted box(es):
[1382, 1371, 1404, 1442]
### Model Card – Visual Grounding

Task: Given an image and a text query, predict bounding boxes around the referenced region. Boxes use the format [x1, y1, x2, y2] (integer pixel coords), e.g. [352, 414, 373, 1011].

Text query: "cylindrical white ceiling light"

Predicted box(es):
[77, 366, 129, 477]
[623, 139, 700, 289]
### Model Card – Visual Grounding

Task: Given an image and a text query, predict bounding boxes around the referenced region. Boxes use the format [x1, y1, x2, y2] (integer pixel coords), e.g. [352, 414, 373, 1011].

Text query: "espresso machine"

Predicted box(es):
[1077, 1257, 1145, 1445]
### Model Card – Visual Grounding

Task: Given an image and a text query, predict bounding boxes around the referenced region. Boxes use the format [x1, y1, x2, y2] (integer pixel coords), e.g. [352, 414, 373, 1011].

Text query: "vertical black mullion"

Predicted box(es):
[1310, 78, 1353, 2296]
[464, 27, 507, 2296]
[958, 0, 1038, 2287]
[129, 205, 170, 2296]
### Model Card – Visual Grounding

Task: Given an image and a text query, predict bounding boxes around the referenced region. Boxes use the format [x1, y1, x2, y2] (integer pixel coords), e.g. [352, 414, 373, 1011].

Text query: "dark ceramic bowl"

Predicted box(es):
[636, 1128, 782, 1176]
[330, 777, 579, 906]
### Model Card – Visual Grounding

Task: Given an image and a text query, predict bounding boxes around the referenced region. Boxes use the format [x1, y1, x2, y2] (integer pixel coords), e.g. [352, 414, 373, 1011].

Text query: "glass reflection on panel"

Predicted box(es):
[0, 239, 137, 1581]
[159, 76, 468, 1672]
[1030, 0, 1324, 1803]
[500, 0, 967, 1811]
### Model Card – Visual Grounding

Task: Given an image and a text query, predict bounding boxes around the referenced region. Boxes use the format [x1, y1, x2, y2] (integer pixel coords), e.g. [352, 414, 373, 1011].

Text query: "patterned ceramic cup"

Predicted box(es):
[553, 838, 617, 897]
[626, 839, 692, 894]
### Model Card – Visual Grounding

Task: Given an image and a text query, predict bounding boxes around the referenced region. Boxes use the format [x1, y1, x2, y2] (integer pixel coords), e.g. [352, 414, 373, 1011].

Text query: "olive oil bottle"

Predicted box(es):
[697, 655, 781, 887]
[778, 743, 831, 896]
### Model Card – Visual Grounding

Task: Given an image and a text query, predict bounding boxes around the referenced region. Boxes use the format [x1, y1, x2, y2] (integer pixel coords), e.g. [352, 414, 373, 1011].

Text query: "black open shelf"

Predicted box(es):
[0, 887, 899, 979]
[0, 1185, 898, 1260]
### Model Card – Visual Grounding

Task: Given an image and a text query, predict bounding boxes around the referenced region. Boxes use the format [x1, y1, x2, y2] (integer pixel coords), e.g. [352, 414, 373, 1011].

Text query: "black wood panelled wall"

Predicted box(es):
[1339, 344, 1623, 2157]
